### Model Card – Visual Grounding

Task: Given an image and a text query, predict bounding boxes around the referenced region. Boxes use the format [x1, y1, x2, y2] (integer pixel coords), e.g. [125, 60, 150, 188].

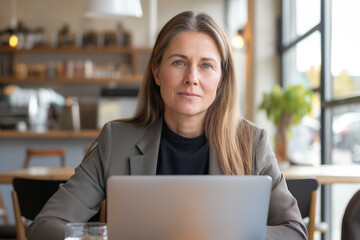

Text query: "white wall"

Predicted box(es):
[226, 0, 248, 116]
[157, 0, 225, 31]
[250, 0, 281, 138]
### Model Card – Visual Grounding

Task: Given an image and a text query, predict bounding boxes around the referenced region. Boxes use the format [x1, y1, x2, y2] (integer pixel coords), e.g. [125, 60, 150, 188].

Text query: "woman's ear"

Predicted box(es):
[151, 64, 160, 86]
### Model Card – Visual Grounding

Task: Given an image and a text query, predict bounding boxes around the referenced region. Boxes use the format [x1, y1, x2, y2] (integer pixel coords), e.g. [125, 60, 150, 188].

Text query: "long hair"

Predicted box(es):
[126, 11, 253, 175]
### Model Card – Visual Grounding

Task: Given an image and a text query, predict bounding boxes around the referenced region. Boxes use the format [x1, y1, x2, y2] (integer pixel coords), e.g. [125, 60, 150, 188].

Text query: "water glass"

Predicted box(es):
[64, 222, 107, 240]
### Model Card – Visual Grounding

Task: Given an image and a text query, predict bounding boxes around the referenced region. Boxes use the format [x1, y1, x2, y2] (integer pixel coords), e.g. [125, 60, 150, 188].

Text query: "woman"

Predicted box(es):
[28, 11, 307, 240]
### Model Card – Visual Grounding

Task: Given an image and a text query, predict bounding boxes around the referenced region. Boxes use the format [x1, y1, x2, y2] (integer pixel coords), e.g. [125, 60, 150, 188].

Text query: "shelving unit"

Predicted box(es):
[0, 45, 152, 137]
[0, 75, 143, 84]
[0, 46, 152, 53]
[0, 45, 152, 83]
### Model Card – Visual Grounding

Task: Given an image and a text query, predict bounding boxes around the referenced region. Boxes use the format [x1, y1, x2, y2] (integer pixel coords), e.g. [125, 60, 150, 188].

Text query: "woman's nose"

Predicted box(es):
[184, 66, 199, 86]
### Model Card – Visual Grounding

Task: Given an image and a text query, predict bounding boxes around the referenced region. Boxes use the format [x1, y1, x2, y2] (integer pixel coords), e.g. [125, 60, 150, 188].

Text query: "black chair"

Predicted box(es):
[0, 191, 16, 239]
[12, 178, 67, 240]
[286, 178, 328, 240]
[0, 225, 16, 239]
[341, 189, 360, 240]
[11, 178, 105, 240]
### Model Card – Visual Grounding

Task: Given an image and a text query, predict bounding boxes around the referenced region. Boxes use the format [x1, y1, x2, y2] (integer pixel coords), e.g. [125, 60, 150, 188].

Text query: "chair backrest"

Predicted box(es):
[286, 178, 318, 218]
[24, 149, 66, 168]
[286, 178, 318, 240]
[11, 178, 105, 240]
[12, 178, 66, 240]
[0, 225, 16, 239]
[13, 178, 66, 221]
[341, 189, 360, 240]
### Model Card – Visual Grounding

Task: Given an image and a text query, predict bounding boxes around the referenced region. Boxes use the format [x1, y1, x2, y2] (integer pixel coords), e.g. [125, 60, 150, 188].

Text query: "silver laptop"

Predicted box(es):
[107, 175, 272, 240]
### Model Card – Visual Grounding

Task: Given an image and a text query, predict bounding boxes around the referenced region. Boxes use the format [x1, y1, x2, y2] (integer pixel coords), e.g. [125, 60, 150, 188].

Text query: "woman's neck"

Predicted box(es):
[164, 113, 205, 138]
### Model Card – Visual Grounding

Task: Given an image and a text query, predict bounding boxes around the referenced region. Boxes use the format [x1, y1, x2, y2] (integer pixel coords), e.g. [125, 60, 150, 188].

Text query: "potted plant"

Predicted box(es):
[259, 84, 313, 168]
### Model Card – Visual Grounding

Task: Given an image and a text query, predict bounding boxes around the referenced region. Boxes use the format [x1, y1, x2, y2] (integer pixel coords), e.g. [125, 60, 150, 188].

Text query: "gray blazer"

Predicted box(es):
[28, 118, 308, 240]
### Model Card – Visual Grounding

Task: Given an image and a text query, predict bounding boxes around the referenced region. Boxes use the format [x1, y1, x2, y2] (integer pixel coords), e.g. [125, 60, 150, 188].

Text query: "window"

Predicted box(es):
[281, 1, 360, 239]
[331, 0, 360, 99]
[282, 0, 321, 166]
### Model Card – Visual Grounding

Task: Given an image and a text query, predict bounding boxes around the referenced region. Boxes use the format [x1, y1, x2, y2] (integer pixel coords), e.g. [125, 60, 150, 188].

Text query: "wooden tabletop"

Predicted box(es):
[0, 167, 75, 184]
[0, 130, 99, 138]
[283, 164, 360, 185]
[1, 164, 359, 185]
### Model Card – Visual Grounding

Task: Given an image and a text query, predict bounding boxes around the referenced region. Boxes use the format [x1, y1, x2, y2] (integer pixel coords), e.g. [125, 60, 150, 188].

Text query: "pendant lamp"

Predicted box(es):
[9, 0, 18, 47]
[231, 28, 245, 50]
[85, 0, 143, 18]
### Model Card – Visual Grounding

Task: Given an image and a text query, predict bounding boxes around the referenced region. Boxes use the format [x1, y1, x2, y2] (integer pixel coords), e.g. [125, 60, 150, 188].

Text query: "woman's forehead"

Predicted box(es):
[163, 32, 221, 61]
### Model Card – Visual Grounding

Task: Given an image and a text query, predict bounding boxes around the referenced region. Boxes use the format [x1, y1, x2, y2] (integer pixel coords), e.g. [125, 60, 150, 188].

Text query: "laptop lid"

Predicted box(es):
[107, 175, 272, 240]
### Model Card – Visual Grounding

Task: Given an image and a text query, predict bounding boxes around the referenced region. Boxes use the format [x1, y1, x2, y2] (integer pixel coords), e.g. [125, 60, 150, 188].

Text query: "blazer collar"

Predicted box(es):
[129, 117, 223, 175]
[129, 118, 163, 175]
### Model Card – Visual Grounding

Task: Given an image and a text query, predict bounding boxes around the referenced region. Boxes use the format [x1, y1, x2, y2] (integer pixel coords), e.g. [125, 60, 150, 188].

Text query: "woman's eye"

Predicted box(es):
[202, 63, 212, 69]
[174, 60, 184, 66]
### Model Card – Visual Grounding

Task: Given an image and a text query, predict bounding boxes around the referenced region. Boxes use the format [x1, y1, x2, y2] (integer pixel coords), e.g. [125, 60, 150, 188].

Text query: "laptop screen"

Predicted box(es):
[107, 175, 272, 240]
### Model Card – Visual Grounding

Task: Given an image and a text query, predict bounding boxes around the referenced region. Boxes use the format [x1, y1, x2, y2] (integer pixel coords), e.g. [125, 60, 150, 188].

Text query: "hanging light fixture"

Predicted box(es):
[84, 0, 143, 18]
[231, 28, 245, 50]
[8, 0, 18, 47]
[9, 34, 18, 47]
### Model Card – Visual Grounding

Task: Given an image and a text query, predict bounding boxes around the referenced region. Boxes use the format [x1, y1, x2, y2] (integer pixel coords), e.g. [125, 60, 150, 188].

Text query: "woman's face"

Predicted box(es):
[152, 31, 222, 121]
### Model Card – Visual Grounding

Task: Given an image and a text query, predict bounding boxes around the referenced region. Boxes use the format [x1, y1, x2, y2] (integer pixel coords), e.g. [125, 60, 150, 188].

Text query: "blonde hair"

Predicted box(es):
[126, 11, 253, 175]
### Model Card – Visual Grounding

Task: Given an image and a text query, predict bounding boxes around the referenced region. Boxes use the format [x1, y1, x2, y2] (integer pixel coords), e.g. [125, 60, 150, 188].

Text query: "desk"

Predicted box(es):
[1, 165, 359, 185]
[0, 167, 75, 184]
[283, 164, 360, 185]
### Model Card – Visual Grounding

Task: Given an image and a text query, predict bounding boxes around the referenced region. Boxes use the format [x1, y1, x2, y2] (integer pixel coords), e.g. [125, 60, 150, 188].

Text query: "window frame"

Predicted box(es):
[280, 1, 360, 239]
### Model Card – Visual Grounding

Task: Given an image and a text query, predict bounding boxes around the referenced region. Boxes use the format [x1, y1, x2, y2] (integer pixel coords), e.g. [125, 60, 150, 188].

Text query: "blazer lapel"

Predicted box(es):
[129, 117, 223, 175]
[209, 142, 223, 175]
[129, 119, 163, 175]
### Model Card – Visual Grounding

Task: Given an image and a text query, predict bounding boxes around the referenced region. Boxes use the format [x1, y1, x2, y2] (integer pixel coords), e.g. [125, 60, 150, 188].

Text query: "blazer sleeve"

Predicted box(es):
[252, 128, 308, 240]
[27, 123, 113, 240]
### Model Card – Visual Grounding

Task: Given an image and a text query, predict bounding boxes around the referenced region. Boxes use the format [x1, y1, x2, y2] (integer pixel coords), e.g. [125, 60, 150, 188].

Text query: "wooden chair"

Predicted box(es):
[11, 178, 105, 240]
[0, 192, 9, 224]
[23, 149, 66, 168]
[286, 178, 328, 240]
[341, 189, 360, 240]
[0, 191, 16, 239]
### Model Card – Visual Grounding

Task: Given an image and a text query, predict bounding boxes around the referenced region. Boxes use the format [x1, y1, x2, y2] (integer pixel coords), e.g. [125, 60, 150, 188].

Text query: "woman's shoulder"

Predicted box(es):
[104, 119, 146, 131]
[99, 118, 162, 142]
[239, 119, 266, 143]
[100, 120, 152, 139]
[241, 119, 278, 175]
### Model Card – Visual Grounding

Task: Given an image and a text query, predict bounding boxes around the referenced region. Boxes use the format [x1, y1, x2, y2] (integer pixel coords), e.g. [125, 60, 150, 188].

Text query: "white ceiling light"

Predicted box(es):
[85, 0, 143, 18]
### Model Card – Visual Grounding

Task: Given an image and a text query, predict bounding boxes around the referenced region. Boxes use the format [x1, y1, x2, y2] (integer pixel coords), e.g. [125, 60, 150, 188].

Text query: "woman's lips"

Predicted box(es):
[178, 92, 200, 99]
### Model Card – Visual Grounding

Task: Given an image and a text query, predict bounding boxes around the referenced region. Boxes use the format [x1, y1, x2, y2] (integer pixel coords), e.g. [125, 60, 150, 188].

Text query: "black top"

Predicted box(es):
[156, 121, 209, 175]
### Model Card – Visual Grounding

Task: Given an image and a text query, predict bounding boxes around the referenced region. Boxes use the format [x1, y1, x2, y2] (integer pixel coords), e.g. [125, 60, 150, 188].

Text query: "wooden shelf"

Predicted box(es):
[0, 46, 152, 54]
[0, 75, 143, 84]
[0, 46, 147, 140]
[0, 129, 100, 138]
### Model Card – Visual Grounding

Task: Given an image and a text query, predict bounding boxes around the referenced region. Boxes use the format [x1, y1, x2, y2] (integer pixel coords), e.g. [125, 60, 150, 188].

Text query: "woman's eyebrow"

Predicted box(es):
[168, 54, 218, 63]
[201, 57, 218, 63]
[167, 53, 187, 59]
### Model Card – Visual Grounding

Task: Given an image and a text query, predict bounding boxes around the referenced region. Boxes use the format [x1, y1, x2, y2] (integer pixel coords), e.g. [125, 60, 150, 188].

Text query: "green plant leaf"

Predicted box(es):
[258, 84, 313, 127]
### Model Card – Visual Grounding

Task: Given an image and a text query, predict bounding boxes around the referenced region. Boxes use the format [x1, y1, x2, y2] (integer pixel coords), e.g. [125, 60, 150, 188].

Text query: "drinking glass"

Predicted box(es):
[64, 222, 107, 240]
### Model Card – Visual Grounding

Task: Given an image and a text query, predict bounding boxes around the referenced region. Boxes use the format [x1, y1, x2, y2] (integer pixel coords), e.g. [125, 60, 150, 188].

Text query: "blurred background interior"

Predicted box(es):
[0, 0, 359, 240]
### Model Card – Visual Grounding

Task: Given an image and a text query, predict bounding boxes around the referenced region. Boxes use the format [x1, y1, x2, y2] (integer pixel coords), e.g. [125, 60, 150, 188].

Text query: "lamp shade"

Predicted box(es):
[85, 0, 143, 18]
